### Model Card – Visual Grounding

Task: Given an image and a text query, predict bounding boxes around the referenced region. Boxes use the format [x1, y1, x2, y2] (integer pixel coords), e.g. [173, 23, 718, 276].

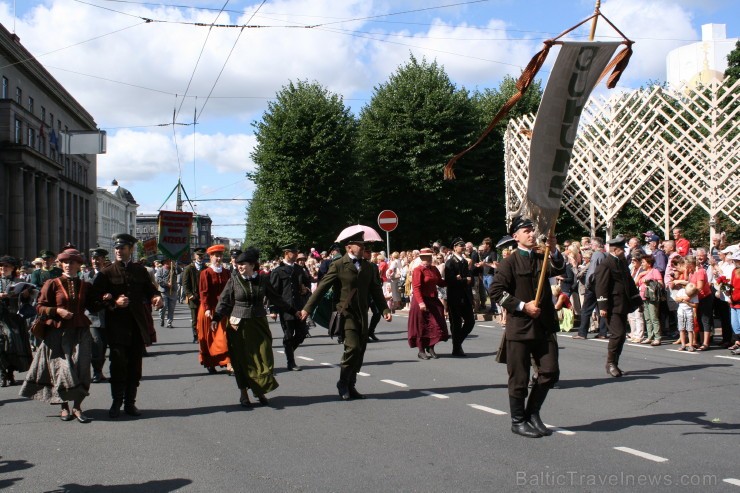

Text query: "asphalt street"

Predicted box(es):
[1, 303, 738, 493]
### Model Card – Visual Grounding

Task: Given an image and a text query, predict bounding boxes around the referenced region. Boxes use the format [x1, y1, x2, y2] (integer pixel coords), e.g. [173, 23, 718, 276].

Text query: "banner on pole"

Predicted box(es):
[157, 211, 193, 260]
[142, 237, 158, 257]
[518, 42, 620, 235]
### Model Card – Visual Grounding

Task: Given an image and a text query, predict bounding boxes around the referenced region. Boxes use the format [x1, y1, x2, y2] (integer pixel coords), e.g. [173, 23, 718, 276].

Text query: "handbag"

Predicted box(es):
[328, 288, 356, 339]
[29, 315, 48, 340]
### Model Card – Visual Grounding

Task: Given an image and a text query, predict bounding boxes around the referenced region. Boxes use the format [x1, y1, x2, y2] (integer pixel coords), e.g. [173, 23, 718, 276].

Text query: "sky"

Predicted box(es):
[2, 0, 738, 241]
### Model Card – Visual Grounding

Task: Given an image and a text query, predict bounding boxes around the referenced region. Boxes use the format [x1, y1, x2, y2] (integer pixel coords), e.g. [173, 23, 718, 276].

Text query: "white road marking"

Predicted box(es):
[380, 379, 408, 388]
[478, 324, 494, 328]
[666, 349, 699, 355]
[723, 478, 740, 487]
[357, 372, 371, 377]
[467, 404, 507, 415]
[320, 362, 337, 367]
[715, 355, 740, 362]
[625, 343, 654, 349]
[420, 390, 449, 399]
[545, 425, 576, 436]
[590, 338, 609, 343]
[277, 350, 284, 354]
[613, 447, 668, 463]
[297, 356, 314, 361]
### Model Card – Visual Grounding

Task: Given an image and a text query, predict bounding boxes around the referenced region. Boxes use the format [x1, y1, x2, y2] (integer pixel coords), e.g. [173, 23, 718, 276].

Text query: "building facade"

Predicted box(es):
[666, 24, 738, 89]
[0, 24, 99, 259]
[97, 179, 138, 252]
[136, 212, 212, 252]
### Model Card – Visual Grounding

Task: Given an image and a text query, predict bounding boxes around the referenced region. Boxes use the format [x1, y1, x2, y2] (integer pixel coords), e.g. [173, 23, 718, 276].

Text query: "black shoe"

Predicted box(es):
[109, 399, 123, 419]
[426, 347, 439, 359]
[528, 413, 552, 436]
[92, 372, 106, 384]
[287, 362, 302, 371]
[193, 336, 198, 344]
[368, 334, 379, 342]
[348, 387, 366, 399]
[511, 421, 543, 438]
[256, 394, 269, 406]
[606, 363, 622, 377]
[417, 351, 430, 360]
[240, 396, 252, 407]
[124, 405, 142, 417]
[167, 321, 173, 328]
[451, 347, 467, 357]
[60, 404, 74, 422]
[160, 320, 164, 327]
[207, 367, 218, 374]
[337, 381, 351, 401]
[73, 409, 92, 424]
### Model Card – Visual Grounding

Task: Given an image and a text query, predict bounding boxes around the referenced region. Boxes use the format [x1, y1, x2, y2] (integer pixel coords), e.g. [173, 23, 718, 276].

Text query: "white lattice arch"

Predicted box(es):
[505, 77, 740, 239]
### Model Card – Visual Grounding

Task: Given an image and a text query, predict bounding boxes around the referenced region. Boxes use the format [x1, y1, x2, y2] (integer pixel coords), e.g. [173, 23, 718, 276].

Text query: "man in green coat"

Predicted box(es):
[301, 231, 391, 400]
[29, 250, 62, 288]
[181, 248, 206, 343]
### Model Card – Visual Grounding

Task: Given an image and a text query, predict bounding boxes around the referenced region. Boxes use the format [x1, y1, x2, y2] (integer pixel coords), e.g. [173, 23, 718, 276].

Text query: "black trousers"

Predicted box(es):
[90, 325, 107, 374]
[714, 298, 732, 344]
[577, 289, 607, 337]
[340, 318, 368, 373]
[368, 299, 381, 335]
[108, 338, 144, 401]
[188, 301, 198, 339]
[606, 312, 628, 364]
[506, 336, 559, 399]
[280, 317, 308, 351]
[447, 297, 474, 347]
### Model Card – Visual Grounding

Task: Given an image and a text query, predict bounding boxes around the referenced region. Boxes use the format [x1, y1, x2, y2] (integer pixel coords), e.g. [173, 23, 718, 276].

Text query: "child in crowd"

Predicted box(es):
[675, 283, 699, 351]
[552, 284, 573, 332]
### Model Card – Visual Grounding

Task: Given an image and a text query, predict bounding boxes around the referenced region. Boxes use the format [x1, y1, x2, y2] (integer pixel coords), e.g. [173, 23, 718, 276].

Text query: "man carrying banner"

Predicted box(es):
[490, 217, 565, 438]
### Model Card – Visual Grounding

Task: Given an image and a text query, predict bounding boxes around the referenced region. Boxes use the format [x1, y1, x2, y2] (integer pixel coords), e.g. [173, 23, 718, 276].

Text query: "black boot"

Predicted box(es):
[525, 384, 553, 436]
[124, 386, 142, 416]
[348, 371, 366, 399]
[109, 384, 125, 418]
[285, 347, 302, 371]
[509, 397, 542, 438]
[337, 367, 351, 401]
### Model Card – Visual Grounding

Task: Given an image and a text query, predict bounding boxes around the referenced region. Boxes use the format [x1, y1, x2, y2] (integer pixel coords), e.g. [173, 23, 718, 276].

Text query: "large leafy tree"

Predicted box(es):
[725, 40, 740, 83]
[246, 80, 357, 258]
[355, 55, 480, 248]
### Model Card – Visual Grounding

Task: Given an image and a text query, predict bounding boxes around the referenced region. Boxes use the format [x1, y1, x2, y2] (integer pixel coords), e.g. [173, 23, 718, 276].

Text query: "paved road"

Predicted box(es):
[1, 303, 738, 492]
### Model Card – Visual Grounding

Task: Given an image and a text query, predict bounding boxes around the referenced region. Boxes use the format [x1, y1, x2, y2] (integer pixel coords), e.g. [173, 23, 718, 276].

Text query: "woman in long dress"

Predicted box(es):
[407, 248, 449, 360]
[20, 249, 94, 423]
[0, 256, 33, 387]
[197, 245, 233, 374]
[212, 248, 299, 406]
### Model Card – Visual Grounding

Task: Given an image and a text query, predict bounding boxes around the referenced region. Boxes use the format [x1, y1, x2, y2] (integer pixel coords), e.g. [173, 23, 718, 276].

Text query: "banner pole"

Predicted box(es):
[589, 0, 601, 41]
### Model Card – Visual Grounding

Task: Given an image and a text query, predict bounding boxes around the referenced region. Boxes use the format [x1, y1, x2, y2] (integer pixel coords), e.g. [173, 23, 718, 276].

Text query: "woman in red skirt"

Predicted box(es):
[407, 248, 449, 360]
[197, 245, 233, 374]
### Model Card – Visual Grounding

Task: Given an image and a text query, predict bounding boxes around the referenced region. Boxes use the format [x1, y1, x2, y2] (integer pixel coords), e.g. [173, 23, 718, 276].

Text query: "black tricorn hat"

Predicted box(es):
[508, 216, 534, 236]
[90, 248, 109, 258]
[236, 247, 260, 265]
[113, 233, 138, 247]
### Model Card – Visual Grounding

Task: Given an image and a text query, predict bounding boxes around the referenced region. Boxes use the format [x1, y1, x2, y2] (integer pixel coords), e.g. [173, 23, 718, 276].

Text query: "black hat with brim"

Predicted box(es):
[508, 216, 534, 236]
[113, 233, 138, 247]
[342, 232, 365, 245]
[230, 249, 242, 259]
[0, 255, 19, 267]
[39, 250, 55, 259]
[451, 237, 465, 247]
[606, 235, 627, 248]
[280, 244, 298, 253]
[193, 248, 206, 255]
[90, 248, 109, 258]
[496, 235, 517, 250]
[236, 247, 260, 265]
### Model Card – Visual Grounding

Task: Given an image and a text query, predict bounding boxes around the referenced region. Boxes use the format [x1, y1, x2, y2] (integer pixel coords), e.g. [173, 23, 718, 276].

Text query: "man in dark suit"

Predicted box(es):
[91, 233, 162, 418]
[270, 245, 310, 371]
[490, 216, 565, 438]
[181, 248, 205, 343]
[445, 238, 475, 356]
[301, 231, 391, 400]
[84, 248, 109, 383]
[596, 235, 642, 377]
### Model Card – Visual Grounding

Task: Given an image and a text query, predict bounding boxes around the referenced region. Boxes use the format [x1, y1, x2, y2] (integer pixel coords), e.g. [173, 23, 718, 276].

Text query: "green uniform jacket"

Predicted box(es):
[30, 267, 62, 289]
[181, 263, 204, 308]
[303, 254, 389, 328]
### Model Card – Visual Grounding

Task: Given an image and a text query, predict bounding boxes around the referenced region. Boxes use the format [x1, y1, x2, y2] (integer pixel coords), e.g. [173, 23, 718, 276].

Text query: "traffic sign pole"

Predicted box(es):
[377, 210, 398, 255]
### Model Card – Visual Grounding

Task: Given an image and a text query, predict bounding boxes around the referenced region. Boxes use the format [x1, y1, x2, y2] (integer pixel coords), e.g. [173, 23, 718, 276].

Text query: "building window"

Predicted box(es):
[14, 118, 21, 143]
[49, 112, 54, 126]
[41, 106, 45, 122]
[28, 96, 34, 113]
[2, 77, 7, 98]
[27, 127, 35, 148]
[16, 87, 21, 105]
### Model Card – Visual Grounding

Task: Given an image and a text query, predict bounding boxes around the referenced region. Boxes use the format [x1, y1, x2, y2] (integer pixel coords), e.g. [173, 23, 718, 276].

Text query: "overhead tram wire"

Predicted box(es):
[195, 0, 268, 123]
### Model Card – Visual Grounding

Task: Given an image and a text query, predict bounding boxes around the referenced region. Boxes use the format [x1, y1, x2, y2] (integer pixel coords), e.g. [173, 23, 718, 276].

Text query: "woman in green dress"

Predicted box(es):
[212, 248, 300, 407]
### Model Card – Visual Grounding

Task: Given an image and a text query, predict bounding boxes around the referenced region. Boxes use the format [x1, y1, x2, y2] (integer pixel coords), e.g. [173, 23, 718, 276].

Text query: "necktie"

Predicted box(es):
[354, 259, 361, 270]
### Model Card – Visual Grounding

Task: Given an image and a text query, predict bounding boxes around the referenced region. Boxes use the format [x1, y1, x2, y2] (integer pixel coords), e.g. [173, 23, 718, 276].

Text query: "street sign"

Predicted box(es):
[377, 210, 398, 232]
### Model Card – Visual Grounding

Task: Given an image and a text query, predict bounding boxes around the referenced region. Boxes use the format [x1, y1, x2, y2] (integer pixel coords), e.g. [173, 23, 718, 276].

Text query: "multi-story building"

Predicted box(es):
[136, 212, 212, 252]
[0, 23, 99, 259]
[97, 179, 138, 252]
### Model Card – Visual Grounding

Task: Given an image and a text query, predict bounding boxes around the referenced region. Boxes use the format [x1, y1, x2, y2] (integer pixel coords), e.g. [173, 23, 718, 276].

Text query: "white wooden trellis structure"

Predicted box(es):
[505, 76, 740, 240]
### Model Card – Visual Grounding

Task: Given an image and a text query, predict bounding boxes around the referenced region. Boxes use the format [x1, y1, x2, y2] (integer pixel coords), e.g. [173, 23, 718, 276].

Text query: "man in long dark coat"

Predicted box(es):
[181, 248, 205, 343]
[490, 217, 565, 438]
[444, 238, 475, 356]
[301, 232, 391, 400]
[91, 234, 162, 418]
[270, 245, 310, 371]
[595, 235, 642, 377]
[83, 248, 109, 383]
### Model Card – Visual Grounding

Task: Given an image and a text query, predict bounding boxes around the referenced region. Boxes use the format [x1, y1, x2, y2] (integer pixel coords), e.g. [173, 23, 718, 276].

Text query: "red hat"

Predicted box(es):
[206, 245, 226, 255]
[419, 248, 434, 257]
[57, 249, 84, 263]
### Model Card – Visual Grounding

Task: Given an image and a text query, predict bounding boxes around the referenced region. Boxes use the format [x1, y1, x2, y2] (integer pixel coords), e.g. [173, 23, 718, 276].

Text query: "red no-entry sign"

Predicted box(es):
[377, 210, 398, 232]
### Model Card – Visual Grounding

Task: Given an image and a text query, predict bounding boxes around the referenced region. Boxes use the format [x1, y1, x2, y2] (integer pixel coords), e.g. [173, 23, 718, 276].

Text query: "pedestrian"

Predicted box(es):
[156, 259, 178, 328]
[29, 250, 62, 288]
[182, 248, 206, 344]
[213, 248, 299, 407]
[269, 245, 310, 371]
[595, 235, 642, 377]
[489, 216, 565, 438]
[0, 256, 33, 387]
[300, 231, 391, 401]
[197, 245, 232, 374]
[407, 247, 448, 359]
[572, 237, 608, 339]
[83, 248, 110, 383]
[20, 249, 94, 423]
[729, 251, 740, 354]
[90, 234, 163, 418]
[444, 238, 475, 356]
[363, 245, 383, 342]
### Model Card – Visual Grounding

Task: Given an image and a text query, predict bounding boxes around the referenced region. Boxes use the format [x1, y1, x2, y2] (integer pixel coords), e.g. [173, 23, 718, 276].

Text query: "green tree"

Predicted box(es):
[355, 55, 482, 248]
[246, 80, 357, 257]
[725, 40, 740, 83]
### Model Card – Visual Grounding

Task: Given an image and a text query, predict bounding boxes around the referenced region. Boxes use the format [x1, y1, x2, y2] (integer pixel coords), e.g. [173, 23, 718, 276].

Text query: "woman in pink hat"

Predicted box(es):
[407, 248, 449, 359]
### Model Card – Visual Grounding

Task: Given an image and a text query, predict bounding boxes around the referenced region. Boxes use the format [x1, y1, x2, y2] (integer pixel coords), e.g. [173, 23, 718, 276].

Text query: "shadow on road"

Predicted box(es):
[146, 349, 199, 357]
[0, 397, 27, 407]
[44, 478, 192, 492]
[560, 363, 732, 389]
[0, 456, 34, 489]
[141, 371, 212, 381]
[567, 411, 740, 434]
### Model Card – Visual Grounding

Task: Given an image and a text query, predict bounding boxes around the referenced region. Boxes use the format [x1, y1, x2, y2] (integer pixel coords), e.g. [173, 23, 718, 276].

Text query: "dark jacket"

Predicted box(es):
[91, 261, 160, 346]
[444, 254, 473, 304]
[595, 254, 641, 315]
[214, 272, 293, 322]
[270, 263, 309, 319]
[182, 262, 204, 307]
[490, 249, 565, 341]
[304, 254, 389, 327]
